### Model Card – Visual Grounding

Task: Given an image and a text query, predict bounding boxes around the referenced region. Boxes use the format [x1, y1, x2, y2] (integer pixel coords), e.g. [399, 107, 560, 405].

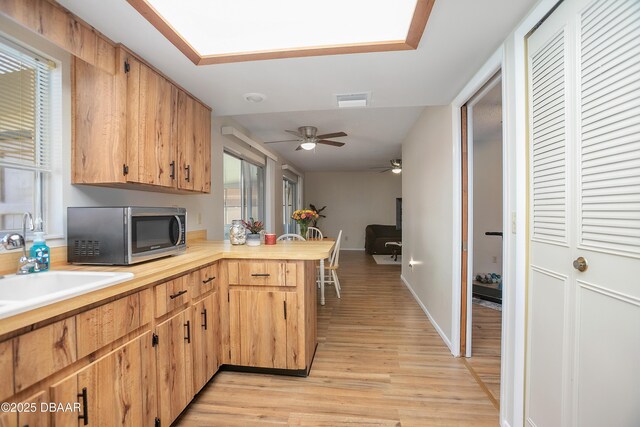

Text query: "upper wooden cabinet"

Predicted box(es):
[72, 46, 212, 193]
[177, 91, 211, 192]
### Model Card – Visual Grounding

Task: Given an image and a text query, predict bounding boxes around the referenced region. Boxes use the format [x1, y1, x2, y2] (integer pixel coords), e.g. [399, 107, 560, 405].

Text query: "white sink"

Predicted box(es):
[0, 271, 134, 319]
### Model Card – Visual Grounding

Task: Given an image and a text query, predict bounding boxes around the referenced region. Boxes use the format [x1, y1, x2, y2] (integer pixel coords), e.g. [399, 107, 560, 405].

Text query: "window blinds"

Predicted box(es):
[0, 37, 52, 172]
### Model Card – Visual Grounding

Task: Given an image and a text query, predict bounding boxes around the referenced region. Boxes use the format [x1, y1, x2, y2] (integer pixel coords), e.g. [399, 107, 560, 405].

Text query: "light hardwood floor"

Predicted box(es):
[176, 251, 498, 426]
[466, 303, 502, 407]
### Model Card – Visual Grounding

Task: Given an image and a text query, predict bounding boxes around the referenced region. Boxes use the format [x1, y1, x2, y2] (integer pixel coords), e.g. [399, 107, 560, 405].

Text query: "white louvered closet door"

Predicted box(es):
[526, 0, 640, 426]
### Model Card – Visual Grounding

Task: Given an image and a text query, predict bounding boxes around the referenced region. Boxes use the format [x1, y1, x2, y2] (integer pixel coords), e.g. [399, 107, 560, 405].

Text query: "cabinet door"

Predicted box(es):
[176, 91, 195, 191]
[18, 390, 49, 427]
[0, 412, 17, 427]
[196, 100, 211, 193]
[229, 290, 288, 369]
[50, 332, 155, 427]
[192, 292, 219, 393]
[177, 92, 211, 193]
[156, 308, 192, 425]
[0, 340, 13, 401]
[136, 64, 176, 188]
[72, 57, 126, 184]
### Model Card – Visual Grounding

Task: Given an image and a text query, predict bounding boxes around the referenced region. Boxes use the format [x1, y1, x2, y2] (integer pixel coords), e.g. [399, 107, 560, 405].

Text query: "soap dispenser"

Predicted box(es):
[29, 231, 50, 272]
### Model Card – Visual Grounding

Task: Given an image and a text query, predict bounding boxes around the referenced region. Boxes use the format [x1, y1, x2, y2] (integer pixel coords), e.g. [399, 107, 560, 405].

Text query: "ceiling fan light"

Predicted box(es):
[391, 167, 402, 174]
[300, 141, 316, 150]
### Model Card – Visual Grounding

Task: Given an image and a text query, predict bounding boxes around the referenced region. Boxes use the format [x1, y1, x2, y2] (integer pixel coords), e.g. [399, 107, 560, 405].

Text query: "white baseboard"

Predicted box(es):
[400, 274, 454, 354]
[340, 248, 365, 251]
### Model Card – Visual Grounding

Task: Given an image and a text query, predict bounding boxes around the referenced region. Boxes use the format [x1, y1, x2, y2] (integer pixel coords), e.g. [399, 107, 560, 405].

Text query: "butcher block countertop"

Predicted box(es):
[0, 239, 334, 338]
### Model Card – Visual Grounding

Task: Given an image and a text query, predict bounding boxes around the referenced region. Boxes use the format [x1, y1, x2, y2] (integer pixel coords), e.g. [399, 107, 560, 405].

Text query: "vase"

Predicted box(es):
[229, 220, 246, 245]
[299, 223, 309, 239]
[246, 233, 261, 247]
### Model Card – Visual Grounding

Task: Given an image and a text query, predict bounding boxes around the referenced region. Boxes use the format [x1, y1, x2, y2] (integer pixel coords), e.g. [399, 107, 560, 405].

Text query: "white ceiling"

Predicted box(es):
[57, 0, 535, 171]
[233, 107, 424, 171]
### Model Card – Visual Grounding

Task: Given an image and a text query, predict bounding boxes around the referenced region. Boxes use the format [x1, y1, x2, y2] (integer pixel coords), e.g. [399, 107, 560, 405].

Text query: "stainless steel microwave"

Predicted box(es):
[67, 207, 186, 265]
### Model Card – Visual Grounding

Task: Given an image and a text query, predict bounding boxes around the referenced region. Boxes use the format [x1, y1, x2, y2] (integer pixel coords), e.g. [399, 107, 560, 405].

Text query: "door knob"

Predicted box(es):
[573, 256, 588, 272]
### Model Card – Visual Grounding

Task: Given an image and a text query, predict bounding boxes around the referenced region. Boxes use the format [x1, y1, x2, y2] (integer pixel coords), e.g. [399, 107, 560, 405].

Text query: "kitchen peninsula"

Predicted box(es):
[0, 238, 333, 427]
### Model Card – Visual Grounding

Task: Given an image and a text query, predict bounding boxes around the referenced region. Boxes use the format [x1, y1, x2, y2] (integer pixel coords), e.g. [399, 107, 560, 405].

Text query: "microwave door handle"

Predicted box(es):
[174, 215, 183, 246]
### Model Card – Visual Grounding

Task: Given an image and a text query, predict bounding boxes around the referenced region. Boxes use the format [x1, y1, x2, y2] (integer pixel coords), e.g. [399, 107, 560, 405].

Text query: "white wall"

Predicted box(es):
[400, 105, 454, 348]
[304, 171, 401, 249]
[0, 14, 296, 248]
[472, 137, 503, 275]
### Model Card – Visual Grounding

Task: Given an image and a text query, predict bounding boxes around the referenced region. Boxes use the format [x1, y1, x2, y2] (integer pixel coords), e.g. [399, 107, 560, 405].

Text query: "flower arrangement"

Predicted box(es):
[291, 209, 318, 237]
[242, 218, 264, 235]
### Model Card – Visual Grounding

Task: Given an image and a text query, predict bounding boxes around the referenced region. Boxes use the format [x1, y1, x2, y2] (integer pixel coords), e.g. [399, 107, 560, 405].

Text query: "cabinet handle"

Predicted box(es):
[185, 165, 191, 182]
[78, 387, 89, 425]
[201, 308, 208, 330]
[251, 273, 271, 277]
[283, 301, 287, 320]
[170, 161, 176, 179]
[169, 289, 187, 299]
[184, 320, 191, 343]
[202, 277, 215, 284]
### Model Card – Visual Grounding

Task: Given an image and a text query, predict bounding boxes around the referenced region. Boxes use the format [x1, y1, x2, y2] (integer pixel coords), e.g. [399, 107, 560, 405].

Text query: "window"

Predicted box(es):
[283, 177, 298, 234]
[223, 152, 265, 238]
[0, 37, 54, 234]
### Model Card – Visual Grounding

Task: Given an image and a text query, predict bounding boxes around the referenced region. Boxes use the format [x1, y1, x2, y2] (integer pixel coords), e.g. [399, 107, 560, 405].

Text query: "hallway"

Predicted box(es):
[177, 251, 498, 426]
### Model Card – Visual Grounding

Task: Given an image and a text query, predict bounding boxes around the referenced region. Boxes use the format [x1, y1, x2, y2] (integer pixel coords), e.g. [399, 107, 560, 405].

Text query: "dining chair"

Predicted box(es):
[305, 227, 323, 240]
[318, 230, 342, 301]
[277, 233, 306, 241]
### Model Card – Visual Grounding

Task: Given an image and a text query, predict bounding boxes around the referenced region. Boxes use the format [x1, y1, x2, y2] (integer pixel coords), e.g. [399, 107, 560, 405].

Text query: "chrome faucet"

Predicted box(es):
[1, 213, 43, 275]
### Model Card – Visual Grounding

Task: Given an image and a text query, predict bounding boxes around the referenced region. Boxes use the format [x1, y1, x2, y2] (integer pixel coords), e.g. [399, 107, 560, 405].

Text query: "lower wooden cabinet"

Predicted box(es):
[50, 332, 156, 426]
[18, 390, 50, 427]
[191, 291, 219, 393]
[229, 289, 299, 369]
[155, 307, 192, 425]
[0, 340, 13, 401]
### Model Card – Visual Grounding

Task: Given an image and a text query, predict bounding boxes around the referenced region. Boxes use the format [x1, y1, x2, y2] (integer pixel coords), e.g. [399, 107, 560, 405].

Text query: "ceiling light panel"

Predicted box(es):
[144, 0, 418, 56]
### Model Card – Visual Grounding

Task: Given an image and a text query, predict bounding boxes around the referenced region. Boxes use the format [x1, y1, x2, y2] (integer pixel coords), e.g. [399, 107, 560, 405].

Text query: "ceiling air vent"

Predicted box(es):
[336, 92, 370, 108]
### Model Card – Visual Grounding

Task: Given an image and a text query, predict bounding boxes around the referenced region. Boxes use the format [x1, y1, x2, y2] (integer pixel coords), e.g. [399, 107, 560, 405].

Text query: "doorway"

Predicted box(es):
[459, 72, 504, 408]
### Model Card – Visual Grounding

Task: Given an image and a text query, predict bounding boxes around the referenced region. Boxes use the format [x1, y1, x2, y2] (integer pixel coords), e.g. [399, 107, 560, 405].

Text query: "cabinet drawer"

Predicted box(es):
[76, 289, 151, 358]
[14, 318, 77, 393]
[190, 264, 218, 299]
[228, 261, 297, 287]
[155, 275, 189, 318]
[0, 340, 13, 401]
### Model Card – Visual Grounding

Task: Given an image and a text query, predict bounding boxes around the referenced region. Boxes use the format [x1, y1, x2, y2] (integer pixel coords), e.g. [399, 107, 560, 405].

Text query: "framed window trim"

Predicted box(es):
[0, 33, 62, 240]
[223, 149, 266, 238]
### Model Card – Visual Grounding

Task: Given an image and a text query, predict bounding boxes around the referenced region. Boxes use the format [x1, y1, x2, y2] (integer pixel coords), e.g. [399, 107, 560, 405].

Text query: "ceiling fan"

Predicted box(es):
[372, 159, 402, 174]
[264, 126, 347, 151]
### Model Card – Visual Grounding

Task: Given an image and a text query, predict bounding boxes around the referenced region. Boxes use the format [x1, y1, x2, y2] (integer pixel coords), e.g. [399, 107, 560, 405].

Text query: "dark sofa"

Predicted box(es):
[365, 224, 402, 255]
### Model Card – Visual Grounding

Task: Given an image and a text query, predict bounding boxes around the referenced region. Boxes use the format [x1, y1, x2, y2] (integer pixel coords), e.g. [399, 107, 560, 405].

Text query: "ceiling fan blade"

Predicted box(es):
[316, 131, 347, 139]
[378, 168, 392, 173]
[285, 129, 304, 138]
[263, 139, 299, 144]
[317, 140, 345, 147]
[295, 145, 303, 151]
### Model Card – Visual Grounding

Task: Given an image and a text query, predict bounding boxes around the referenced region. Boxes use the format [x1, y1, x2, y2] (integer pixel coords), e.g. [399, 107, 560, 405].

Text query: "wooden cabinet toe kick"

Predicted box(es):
[219, 364, 310, 378]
